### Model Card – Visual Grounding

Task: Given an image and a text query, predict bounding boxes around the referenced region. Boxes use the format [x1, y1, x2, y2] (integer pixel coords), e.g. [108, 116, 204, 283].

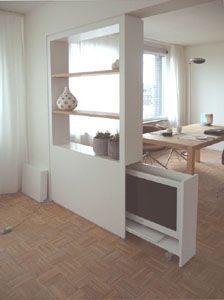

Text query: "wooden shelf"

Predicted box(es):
[52, 69, 119, 78]
[53, 109, 120, 120]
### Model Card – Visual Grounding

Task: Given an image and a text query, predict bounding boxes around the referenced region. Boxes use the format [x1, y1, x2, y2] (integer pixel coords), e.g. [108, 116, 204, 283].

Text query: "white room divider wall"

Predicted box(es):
[47, 15, 143, 238]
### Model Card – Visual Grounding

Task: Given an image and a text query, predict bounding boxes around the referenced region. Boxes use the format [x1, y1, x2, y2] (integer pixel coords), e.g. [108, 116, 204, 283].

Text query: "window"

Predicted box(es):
[143, 52, 167, 121]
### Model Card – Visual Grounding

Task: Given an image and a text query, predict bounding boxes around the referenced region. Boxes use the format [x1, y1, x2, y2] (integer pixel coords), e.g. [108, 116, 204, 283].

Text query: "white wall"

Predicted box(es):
[185, 42, 224, 150]
[25, 2, 148, 237]
[46, 15, 143, 238]
[25, 0, 154, 168]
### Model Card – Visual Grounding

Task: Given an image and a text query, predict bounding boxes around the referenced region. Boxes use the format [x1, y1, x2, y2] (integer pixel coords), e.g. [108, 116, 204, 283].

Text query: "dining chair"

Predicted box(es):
[165, 148, 187, 166]
[143, 124, 187, 168]
[142, 124, 167, 168]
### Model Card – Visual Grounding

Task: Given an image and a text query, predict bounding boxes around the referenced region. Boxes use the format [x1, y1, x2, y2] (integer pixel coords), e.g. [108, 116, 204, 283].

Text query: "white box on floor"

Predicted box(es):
[22, 164, 48, 202]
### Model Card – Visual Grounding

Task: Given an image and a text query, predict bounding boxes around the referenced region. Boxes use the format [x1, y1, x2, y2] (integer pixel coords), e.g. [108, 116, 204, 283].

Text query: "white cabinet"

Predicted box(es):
[126, 163, 198, 267]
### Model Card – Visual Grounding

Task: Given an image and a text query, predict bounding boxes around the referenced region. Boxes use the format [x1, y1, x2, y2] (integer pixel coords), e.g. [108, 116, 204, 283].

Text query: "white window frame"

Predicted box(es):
[143, 43, 168, 123]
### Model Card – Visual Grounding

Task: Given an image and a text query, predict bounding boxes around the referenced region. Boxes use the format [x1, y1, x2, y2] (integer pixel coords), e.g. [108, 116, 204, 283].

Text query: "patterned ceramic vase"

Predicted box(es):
[56, 87, 78, 111]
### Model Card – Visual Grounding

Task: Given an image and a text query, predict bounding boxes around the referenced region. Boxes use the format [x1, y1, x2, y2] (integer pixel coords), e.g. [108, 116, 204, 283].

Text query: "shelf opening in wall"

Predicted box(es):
[50, 23, 120, 161]
[69, 115, 119, 146]
[68, 25, 120, 155]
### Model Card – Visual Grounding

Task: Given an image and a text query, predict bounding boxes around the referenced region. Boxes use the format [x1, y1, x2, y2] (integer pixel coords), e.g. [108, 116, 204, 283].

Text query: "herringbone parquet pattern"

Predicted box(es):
[0, 149, 224, 299]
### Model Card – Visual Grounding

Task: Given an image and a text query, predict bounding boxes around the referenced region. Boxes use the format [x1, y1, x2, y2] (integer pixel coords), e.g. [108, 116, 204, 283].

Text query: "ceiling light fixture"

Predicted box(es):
[188, 57, 206, 124]
[189, 57, 206, 64]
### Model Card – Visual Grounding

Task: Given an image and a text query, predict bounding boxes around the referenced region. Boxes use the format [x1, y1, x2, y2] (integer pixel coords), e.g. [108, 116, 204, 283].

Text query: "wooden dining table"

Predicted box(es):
[143, 124, 224, 174]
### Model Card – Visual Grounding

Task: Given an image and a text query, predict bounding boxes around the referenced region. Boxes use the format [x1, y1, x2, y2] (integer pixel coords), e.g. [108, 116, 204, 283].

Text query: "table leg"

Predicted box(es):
[195, 149, 201, 162]
[187, 149, 195, 175]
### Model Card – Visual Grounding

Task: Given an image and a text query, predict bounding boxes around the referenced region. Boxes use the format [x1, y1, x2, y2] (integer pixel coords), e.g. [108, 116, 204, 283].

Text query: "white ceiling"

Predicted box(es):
[0, 1, 47, 14]
[0, 0, 170, 14]
[1, 0, 224, 46]
[143, 0, 224, 46]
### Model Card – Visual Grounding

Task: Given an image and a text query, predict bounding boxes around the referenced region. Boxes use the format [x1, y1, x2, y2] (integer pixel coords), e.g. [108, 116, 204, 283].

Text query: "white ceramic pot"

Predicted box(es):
[108, 140, 119, 160]
[93, 138, 108, 156]
[56, 87, 78, 111]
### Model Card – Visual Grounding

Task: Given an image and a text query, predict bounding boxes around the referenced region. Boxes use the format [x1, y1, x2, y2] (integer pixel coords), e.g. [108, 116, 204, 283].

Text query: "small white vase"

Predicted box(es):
[111, 59, 119, 70]
[56, 87, 78, 111]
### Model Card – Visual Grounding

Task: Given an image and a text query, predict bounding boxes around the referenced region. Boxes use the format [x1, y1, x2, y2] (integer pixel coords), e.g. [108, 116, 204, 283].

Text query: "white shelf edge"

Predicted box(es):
[126, 219, 165, 243]
[126, 219, 179, 256]
[126, 162, 192, 183]
[126, 168, 181, 188]
[54, 142, 120, 163]
[126, 212, 178, 239]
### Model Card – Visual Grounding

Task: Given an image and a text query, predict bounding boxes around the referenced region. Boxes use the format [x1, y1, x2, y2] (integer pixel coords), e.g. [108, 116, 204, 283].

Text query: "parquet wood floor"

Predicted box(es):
[0, 149, 224, 299]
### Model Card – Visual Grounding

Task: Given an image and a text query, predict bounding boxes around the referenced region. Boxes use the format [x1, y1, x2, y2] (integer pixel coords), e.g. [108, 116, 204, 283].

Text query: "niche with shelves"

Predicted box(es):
[50, 23, 121, 160]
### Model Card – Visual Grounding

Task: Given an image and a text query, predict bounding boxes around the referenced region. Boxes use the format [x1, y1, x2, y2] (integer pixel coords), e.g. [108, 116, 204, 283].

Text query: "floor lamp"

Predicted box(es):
[188, 57, 206, 124]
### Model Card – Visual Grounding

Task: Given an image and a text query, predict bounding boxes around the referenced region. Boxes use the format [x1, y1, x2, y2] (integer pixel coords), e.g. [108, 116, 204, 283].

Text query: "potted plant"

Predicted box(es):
[93, 131, 111, 156]
[108, 133, 119, 160]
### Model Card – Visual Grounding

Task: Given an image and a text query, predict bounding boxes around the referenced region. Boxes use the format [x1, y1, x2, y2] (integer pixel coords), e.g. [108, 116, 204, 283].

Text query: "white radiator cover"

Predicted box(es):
[22, 164, 48, 202]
